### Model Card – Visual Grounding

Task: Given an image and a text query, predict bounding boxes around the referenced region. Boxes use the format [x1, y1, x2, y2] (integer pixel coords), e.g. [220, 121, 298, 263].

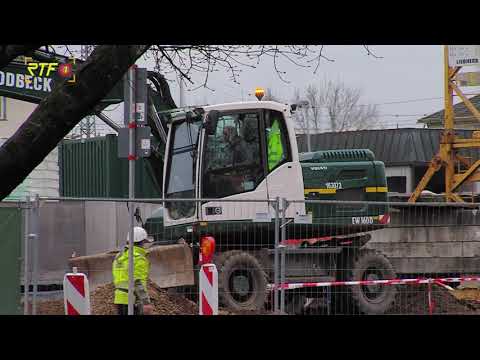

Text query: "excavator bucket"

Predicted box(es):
[68, 244, 195, 291]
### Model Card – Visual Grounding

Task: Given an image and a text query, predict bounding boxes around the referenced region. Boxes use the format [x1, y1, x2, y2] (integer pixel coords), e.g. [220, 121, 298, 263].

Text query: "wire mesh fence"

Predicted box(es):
[27, 197, 282, 315]
[21, 196, 480, 315]
[279, 199, 480, 315]
[139, 197, 281, 315]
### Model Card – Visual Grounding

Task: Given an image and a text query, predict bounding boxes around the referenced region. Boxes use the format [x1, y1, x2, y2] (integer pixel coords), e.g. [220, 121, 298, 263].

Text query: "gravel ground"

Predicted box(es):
[33, 283, 480, 315]
[386, 285, 480, 315]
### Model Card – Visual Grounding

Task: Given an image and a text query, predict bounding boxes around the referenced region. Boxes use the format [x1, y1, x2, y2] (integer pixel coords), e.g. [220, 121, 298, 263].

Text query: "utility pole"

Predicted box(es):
[297, 100, 311, 152]
[125, 65, 136, 316]
[306, 115, 312, 153]
[178, 76, 185, 107]
[119, 66, 150, 315]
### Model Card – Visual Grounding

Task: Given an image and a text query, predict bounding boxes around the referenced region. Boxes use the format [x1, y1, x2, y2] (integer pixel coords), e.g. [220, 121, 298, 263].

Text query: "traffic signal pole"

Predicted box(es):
[125, 65, 137, 316]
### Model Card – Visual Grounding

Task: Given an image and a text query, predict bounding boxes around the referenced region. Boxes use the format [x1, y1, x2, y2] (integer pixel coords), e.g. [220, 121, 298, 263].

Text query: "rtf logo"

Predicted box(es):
[24, 57, 76, 83]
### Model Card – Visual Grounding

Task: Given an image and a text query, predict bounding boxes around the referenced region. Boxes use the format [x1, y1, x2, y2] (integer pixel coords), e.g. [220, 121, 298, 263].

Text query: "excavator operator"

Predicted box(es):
[267, 118, 285, 171]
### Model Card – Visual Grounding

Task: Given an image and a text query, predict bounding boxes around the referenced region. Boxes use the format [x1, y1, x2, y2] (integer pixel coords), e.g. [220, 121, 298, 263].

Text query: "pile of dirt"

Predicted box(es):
[387, 284, 480, 315]
[35, 299, 65, 315]
[147, 283, 198, 315]
[36, 282, 199, 315]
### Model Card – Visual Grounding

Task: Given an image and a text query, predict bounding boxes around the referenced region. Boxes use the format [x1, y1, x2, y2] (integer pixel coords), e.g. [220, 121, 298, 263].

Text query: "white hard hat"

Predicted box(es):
[127, 227, 153, 243]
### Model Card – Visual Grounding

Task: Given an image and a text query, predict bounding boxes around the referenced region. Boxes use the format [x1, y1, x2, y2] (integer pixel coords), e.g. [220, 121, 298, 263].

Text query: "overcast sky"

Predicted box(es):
[94, 45, 480, 134]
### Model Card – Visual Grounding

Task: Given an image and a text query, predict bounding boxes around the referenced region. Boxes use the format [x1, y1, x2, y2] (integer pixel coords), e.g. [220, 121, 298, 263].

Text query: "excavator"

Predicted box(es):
[2, 50, 397, 314]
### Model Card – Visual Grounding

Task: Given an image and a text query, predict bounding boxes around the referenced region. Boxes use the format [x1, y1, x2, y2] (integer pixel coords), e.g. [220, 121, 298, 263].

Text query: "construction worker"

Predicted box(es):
[112, 226, 154, 315]
[267, 119, 285, 171]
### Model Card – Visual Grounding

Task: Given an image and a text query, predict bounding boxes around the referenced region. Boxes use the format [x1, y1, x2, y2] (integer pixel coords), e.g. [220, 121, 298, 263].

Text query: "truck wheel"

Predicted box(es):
[347, 249, 397, 314]
[217, 251, 268, 312]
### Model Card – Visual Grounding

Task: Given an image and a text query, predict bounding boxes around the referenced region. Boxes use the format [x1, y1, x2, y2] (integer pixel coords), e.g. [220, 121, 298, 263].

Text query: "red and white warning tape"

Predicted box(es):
[269, 276, 480, 291]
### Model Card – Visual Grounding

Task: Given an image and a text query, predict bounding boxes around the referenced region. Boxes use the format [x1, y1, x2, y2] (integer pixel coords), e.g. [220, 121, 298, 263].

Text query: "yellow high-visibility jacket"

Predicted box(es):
[268, 120, 284, 171]
[112, 245, 150, 305]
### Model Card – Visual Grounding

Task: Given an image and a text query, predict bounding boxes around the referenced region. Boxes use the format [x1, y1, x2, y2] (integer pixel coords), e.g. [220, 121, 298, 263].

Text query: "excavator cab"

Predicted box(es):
[162, 101, 306, 230]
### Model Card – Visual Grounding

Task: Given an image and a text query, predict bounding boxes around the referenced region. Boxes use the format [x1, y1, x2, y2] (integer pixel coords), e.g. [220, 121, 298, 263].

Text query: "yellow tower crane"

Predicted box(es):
[409, 45, 480, 203]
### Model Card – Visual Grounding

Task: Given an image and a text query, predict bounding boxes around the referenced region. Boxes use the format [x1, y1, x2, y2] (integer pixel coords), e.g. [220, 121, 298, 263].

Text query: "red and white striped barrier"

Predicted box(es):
[269, 276, 480, 291]
[199, 264, 218, 315]
[63, 270, 91, 315]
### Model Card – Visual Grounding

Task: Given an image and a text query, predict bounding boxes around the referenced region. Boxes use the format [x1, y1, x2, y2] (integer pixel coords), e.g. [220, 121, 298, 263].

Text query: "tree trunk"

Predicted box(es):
[0, 45, 150, 200]
[0, 45, 41, 70]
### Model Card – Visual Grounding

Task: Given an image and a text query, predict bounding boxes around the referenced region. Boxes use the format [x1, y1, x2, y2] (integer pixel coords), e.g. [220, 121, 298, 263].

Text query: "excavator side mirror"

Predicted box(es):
[205, 110, 220, 135]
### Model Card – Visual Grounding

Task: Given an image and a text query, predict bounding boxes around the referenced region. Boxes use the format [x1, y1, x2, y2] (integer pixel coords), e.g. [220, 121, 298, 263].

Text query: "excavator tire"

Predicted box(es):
[216, 250, 268, 312]
[345, 249, 397, 314]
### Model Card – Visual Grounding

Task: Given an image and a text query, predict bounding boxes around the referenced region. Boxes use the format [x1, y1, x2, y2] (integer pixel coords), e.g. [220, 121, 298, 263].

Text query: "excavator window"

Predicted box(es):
[203, 111, 263, 198]
[165, 119, 201, 219]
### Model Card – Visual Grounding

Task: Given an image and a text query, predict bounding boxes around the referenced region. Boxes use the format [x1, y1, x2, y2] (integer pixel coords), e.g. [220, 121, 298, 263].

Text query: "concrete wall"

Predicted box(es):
[367, 208, 480, 275]
[37, 201, 86, 283]
[84, 201, 160, 254]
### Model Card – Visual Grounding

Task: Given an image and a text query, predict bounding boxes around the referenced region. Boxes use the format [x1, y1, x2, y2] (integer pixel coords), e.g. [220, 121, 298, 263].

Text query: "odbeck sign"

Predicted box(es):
[0, 70, 53, 92]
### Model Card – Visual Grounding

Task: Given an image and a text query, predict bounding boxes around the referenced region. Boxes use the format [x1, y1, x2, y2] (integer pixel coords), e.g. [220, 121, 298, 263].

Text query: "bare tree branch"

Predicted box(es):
[363, 45, 383, 59]
[294, 79, 380, 132]
[146, 45, 345, 89]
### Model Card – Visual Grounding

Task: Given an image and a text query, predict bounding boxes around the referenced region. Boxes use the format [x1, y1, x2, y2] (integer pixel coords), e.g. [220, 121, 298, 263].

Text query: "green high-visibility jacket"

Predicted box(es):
[268, 120, 284, 171]
[112, 245, 150, 305]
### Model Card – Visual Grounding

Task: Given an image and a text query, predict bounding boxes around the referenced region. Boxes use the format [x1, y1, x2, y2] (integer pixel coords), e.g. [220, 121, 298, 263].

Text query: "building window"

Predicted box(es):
[0, 97, 6, 120]
[387, 176, 407, 193]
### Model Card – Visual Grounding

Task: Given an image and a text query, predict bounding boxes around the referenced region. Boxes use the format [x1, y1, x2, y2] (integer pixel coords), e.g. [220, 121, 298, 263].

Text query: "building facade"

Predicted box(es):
[296, 128, 480, 197]
[0, 97, 59, 200]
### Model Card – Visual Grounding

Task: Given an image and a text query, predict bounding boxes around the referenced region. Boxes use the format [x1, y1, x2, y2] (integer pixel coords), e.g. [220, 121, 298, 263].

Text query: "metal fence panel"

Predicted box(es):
[32, 197, 281, 315]
[0, 206, 22, 315]
[27, 196, 480, 315]
[278, 199, 480, 315]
